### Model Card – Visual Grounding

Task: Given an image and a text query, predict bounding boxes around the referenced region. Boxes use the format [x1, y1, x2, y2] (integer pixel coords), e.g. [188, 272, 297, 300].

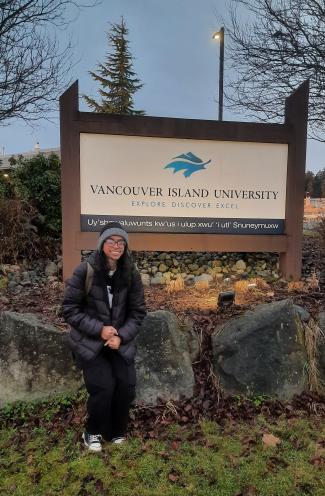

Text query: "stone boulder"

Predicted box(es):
[211, 299, 307, 399]
[140, 273, 150, 287]
[135, 310, 198, 404]
[0, 312, 82, 406]
[0, 310, 198, 407]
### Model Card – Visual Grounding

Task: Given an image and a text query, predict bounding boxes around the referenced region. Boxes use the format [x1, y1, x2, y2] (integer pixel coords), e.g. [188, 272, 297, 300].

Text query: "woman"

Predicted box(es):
[62, 222, 146, 452]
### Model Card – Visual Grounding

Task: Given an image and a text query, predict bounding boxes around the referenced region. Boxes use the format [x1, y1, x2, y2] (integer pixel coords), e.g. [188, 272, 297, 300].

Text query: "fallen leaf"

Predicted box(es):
[309, 456, 324, 467]
[262, 433, 281, 447]
[171, 441, 179, 450]
[168, 471, 180, 482]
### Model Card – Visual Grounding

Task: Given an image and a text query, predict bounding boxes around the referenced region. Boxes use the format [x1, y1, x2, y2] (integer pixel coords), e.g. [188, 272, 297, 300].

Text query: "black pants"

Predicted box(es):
[80, 347, 136, 441]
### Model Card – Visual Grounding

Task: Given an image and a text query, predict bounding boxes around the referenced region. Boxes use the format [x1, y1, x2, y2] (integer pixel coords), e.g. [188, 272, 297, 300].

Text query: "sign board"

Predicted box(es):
[80, 134, 288, 235]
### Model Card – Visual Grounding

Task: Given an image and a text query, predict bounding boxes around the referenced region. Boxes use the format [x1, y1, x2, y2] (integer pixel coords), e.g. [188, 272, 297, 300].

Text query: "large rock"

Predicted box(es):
[212, 299, 307, 399]
[0, 310, 198, 407]
[0, 312, 82, 406]
[135, 310, 197, 404]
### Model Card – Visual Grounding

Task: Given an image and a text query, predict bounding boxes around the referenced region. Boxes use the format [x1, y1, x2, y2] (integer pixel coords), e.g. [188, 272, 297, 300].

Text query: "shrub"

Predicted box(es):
[0, 172, 15, 199]
[13, 153, 61, 237]
[0, 199, 58, 263]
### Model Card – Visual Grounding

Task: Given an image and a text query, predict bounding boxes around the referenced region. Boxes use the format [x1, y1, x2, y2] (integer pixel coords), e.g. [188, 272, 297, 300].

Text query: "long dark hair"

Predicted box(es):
[99, 246, 134, 287]
[97, 223, 135, 287]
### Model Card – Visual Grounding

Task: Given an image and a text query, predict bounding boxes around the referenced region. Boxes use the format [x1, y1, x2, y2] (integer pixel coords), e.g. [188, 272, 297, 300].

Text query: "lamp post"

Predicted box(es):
[212, 27, 224, 121]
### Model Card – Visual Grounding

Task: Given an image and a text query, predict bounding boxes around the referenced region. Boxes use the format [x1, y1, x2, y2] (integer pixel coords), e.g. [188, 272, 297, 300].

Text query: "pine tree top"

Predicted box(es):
[83, 17, 144, 115]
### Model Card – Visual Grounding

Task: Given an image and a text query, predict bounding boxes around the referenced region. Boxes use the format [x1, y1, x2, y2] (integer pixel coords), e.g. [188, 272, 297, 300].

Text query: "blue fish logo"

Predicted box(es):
[164, 152, 211, 178]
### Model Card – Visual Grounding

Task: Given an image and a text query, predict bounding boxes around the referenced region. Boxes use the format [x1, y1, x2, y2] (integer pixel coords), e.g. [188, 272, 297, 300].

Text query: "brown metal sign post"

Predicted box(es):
[60, 80, 308, 281]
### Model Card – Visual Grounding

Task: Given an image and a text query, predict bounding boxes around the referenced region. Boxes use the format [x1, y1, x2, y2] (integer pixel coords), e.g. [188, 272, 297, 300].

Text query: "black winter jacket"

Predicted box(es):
[62, 251, 146, 364]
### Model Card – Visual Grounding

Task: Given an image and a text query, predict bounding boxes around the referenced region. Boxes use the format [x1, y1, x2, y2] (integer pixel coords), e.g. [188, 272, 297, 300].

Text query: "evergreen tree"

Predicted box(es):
[84, 18, 144, 115]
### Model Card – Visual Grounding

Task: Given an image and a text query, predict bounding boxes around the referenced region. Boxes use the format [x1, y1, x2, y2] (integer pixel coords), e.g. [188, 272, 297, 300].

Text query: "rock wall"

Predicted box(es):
[0, 235, 320, 290]
[133, 251, 280, 286]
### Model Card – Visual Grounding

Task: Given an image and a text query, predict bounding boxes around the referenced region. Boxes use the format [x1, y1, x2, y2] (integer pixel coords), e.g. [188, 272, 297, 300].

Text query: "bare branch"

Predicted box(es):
[223, 0, 325, 140]
[0, 0, 101, 125]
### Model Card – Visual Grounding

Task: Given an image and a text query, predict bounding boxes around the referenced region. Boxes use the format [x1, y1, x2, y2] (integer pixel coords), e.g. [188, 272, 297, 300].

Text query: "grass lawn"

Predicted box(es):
[0, 403, 324, 496]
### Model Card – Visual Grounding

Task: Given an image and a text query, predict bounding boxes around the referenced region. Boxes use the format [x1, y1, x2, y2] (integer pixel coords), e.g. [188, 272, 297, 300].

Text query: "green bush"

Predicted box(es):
[13, 153, 61, 237]
[0, 172, 15, 199]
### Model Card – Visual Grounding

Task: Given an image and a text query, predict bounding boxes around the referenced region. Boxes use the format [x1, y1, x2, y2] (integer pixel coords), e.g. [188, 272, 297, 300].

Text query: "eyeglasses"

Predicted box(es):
[105, 238, 126, 248]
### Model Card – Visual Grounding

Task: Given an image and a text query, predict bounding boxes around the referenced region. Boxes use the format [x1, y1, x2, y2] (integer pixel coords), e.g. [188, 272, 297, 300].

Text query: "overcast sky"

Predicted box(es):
[0, 0, 323, 173]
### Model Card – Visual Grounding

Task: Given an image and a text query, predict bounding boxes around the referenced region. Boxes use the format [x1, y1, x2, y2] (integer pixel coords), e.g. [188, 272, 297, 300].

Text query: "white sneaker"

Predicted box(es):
[111, 437, 126, 444]
[82, 432, 102, 452]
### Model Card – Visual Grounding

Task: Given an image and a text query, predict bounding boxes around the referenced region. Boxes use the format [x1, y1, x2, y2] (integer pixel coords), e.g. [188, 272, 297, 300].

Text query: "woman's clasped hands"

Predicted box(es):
[101, 325, 121, 349]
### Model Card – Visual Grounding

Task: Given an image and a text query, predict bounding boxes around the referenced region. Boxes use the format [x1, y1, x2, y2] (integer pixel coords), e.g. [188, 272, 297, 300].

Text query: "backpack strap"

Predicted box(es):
[85, 262, 94, 295]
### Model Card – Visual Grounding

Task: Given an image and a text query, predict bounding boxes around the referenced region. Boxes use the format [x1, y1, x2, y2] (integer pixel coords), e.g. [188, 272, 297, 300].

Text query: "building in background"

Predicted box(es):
[0, 143, 60, 174]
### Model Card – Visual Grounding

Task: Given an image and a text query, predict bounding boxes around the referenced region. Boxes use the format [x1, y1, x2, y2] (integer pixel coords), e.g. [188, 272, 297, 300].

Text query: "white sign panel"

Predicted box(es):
[80, 133, 288, 234]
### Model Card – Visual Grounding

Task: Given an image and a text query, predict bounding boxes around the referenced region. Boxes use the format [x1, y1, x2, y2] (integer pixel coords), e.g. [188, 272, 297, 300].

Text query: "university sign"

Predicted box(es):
[60, 80, 309, 280]
[80, 134, 287, 234]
